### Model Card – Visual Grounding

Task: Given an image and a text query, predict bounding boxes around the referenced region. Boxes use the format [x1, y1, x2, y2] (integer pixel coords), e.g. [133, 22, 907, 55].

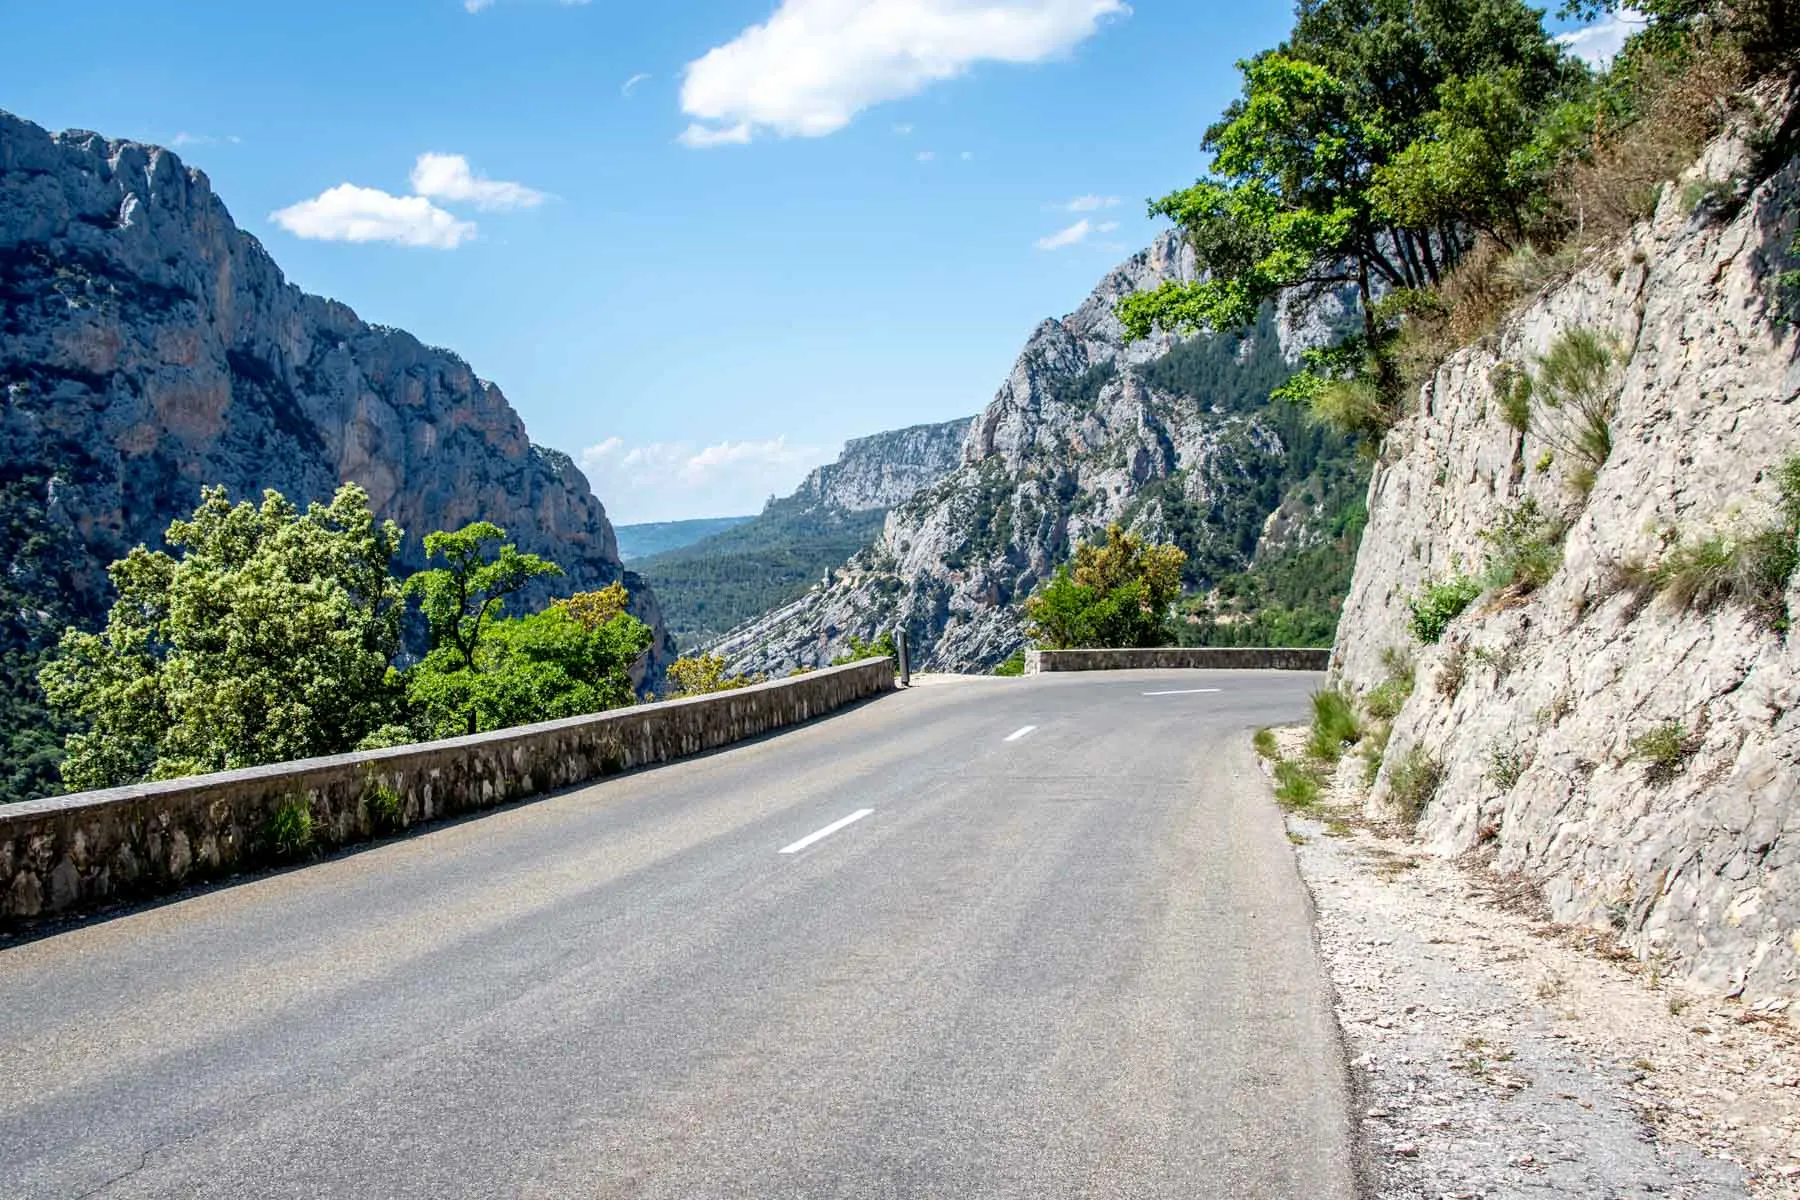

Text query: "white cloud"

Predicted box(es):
[678, 121, 754, 148]
[917, 150, 936, 162]
[1556, 8, 1648, 66]
[580, 435, 827, 523]
[679, 0, 1130, 146]
[409, 153, 546, 211]
[1096, 220, 1119, 233]
[622, 72, 652, 96]
[1034, 218, 1092, 250]
[1058, 193, 1119, 212]
[893, 123, 915, 135]
[269, 184, 477, 249]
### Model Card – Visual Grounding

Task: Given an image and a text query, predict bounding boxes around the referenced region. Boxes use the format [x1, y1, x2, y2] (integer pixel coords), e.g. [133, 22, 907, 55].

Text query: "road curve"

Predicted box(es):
[0, 669, 1354, 1199]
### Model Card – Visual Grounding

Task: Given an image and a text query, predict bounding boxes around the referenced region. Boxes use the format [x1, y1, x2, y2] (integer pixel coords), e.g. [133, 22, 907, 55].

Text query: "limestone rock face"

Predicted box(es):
[1332, 89, 1800, 999]
[713, 232, 1349, 675]
[795, 419, 973, 513]
[0, 111, 673, 676]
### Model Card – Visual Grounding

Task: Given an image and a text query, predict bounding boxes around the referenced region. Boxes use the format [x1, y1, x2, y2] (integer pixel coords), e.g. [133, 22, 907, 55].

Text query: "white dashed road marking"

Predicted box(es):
[779, 809, 874, 855]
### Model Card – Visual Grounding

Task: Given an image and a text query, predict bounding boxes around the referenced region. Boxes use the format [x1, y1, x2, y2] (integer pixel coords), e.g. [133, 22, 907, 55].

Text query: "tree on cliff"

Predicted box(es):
[1118, 0, 1580, 412]
[40, 485, 406, 790]
[403, 527, 651, 738]
[1024, 525, 1188, 650]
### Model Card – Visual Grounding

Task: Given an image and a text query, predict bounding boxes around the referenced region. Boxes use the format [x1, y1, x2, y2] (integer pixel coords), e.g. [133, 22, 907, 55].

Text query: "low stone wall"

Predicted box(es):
[0, 659, 895, 928]
[1024, 647, 1331, 673]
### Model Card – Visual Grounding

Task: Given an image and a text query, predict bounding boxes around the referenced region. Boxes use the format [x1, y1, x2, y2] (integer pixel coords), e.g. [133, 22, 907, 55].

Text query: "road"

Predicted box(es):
[0, 670, 1355, 1199]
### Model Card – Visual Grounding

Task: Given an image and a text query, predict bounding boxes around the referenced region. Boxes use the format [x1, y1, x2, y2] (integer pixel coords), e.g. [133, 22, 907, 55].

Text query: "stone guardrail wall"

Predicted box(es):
[0, 659, 895, 928]
[1024, 647, 1331, 673]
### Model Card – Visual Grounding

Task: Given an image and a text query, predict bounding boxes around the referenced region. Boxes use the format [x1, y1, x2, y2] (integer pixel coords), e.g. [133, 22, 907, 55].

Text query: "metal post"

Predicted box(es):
[897, 629, 911, 687]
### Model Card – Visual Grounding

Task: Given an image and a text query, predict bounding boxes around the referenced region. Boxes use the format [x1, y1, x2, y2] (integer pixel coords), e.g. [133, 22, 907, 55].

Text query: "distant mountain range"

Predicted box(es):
[615, 516, 755, 561]
[636, 419, 972, 649]
[0, 111, 672, 803]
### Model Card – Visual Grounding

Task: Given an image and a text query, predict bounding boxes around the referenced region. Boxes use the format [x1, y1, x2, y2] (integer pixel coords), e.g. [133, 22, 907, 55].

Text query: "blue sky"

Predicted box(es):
[4, 0, 1634, 523]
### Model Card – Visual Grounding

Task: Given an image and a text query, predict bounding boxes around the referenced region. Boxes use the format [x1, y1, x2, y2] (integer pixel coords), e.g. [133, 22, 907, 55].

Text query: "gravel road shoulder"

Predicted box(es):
[1258, 726, 1800, 1200]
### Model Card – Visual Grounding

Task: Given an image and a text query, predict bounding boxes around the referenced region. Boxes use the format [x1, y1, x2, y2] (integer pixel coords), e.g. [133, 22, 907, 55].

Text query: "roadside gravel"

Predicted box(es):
[1261, 726, 1800, 1200]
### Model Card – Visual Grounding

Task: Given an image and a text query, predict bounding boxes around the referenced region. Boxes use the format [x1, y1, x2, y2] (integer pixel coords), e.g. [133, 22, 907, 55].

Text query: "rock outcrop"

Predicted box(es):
[794, 418, 973, 512]
[1332, 87, 1800, 999]
[0, 112, 673, 690]
[713, 233, 1354, 675]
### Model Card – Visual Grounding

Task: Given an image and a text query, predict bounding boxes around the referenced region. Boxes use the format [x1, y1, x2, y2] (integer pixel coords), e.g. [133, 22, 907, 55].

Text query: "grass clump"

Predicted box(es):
[1252, 727, 1279, 760]
[993, 650, 1026, 677]
[1510, 329, 1620, 495]
[266, 797, 315, 858]
[1488, 745, 1527, 790]
[1307, 687, 1363, 762]
[1481, 498, 1567, 594]
[364, 777, 404, 831]
[1631, 721, 1699, 784]
[1409, 574, 1483, 644]
[1639, 457, 1800, 628]
[1388, 745, 1445, 823]
[1273, 757, 1326, 811]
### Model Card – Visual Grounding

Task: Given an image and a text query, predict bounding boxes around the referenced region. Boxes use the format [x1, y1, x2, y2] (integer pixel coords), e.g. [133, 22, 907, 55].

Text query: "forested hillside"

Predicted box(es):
[615, 516, 753, 561]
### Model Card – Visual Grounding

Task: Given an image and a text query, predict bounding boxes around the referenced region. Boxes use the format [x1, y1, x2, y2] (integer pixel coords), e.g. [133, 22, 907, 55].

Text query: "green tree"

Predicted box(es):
[1023, 525, 1187, 650]
[1119, 0, 1576, 407]
[664, 653, 762, 698]
[40, 485, 405, 790]
[403, 522, 561, 736]
[404, 590, 652, 738]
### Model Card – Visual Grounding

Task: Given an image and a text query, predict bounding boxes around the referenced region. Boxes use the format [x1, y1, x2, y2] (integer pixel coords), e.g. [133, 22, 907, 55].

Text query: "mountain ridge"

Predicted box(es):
[0, 110, 672, 801]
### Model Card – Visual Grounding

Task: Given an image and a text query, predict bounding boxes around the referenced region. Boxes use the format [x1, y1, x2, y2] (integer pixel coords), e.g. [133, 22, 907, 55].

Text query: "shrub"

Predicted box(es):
[1436, 643, 1469, 698]
[1388, 746, 1444, 823]
[1526, 329, 1619, 494]
[1273, 758, 1325, 811]
[831, 632, 899, 668]
[1488, 745, 1527, 790]
[266, 797, 315, 858]
[1409, 574, 1484, 644]
[1481, 498, 1566, 593]
[1252, 727, 1279, 759]
[1631, 721, 1698, 784]
[667, 654, 763, 697]
[1023, 525, 1186, 650]
[993, 651, 1026, 677]
[1364, 675, 1413, 721]
[1646, 456, 1800, 627]
[1308, 688, 1363, 762]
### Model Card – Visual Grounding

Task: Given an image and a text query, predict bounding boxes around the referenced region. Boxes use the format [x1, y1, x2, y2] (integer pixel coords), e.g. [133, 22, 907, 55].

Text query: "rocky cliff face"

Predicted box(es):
[0, 112, 673, 682]
[713, 233, 1353, 674]
[1332, 88, 1799, 999]
[795, 418, 973, 512]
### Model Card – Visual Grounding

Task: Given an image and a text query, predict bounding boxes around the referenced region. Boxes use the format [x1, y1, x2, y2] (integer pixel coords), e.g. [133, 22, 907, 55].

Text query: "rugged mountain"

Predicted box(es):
[0, 111, 673, 801]
[713, 233, 1361, 675]
[639, 418, 972, 648]
[1331, 88, 1799, 998]
[615, 516, 754, 561]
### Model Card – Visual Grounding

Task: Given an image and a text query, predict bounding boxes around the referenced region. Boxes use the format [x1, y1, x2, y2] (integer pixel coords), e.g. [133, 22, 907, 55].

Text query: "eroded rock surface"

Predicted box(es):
[0, 111, 672, 680]
[1333, 91, 1800, 999]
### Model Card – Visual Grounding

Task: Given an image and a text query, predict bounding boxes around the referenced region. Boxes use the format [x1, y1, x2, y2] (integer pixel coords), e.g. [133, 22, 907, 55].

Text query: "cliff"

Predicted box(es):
[1331, 85, 1800, 999]
[795, 418, 973, 512]
[0, 110, 673, 799]
[713, 233, 1358, 675]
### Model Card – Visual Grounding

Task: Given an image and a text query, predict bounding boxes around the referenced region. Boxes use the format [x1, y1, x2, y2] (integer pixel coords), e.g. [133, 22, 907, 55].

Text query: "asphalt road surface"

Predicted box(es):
[0, 670, 1356, 1199]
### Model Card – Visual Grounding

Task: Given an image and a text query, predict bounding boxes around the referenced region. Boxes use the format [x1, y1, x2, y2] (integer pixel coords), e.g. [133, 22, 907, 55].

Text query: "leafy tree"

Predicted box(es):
[665, 653, 763, 698]
[1119, 0, 1578, 407]
[403, 522, 561, 736]
[1023, 525, 1187, 650]
[40, 485, 405, 789]
[404, 591, 652, 738]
